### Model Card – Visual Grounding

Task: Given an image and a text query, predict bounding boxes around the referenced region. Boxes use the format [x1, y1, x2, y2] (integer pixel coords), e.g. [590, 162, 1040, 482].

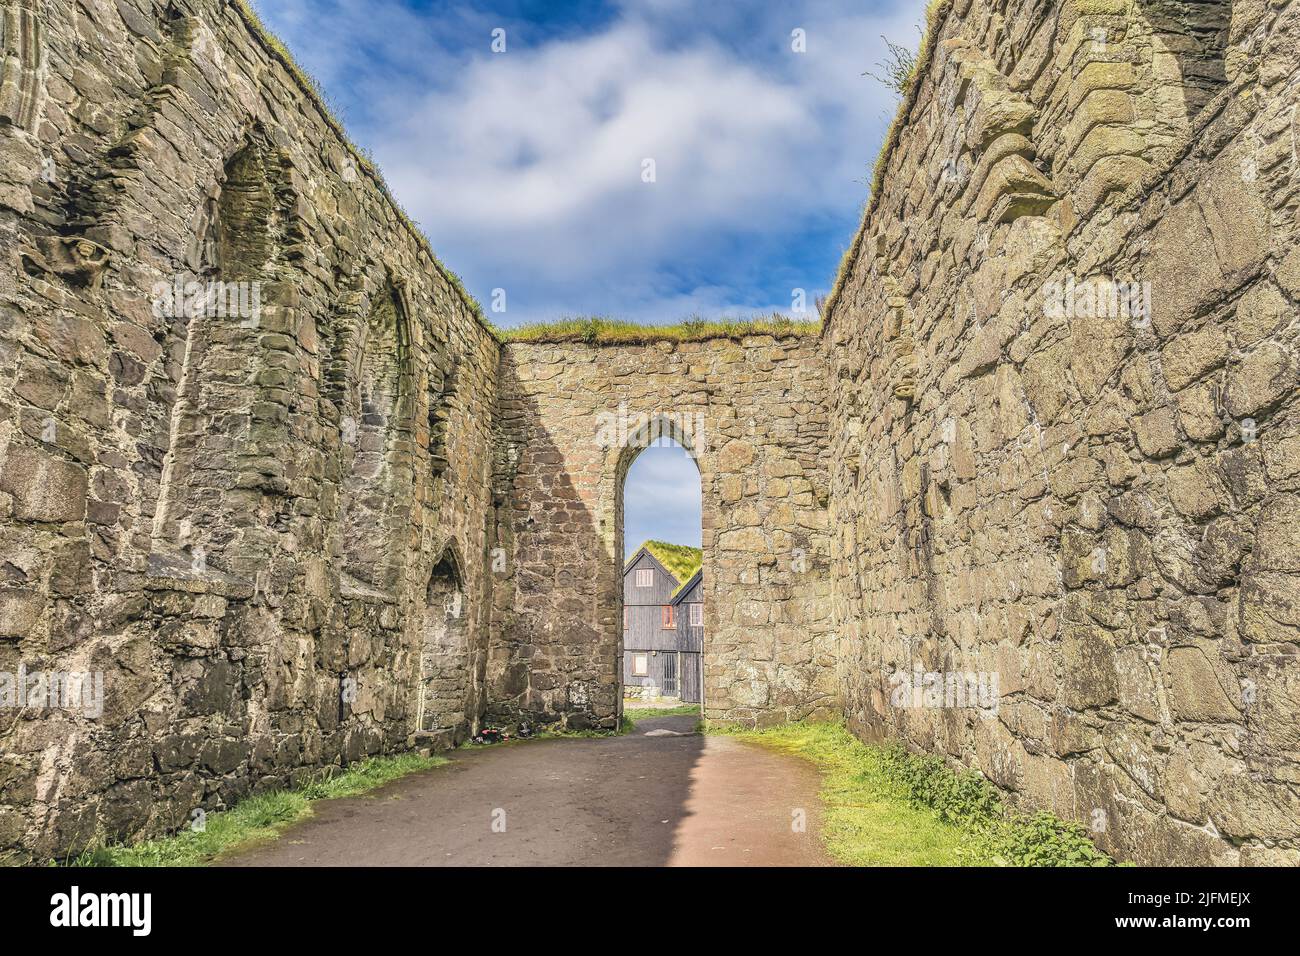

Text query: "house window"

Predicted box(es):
[623, 606, 629, 631]
[690, 603, 703, 627]
[635, 569, 653, 588]
[632, 653, 649, 677]
[661, 605, 675, 629]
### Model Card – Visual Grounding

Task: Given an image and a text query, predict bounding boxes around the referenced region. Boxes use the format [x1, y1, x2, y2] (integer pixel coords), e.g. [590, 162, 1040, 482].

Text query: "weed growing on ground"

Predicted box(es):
[61, 753, 445, 867]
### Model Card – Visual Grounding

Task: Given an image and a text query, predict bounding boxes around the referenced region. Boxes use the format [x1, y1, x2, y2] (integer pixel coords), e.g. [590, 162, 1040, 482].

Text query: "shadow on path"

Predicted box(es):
[222, 716, 829, 867]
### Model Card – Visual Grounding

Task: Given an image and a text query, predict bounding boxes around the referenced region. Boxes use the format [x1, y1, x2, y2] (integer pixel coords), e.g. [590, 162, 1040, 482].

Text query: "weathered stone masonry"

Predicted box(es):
[0, 0, 498, 861]
[824, 0, 1300, 864]
[0, 0, 1296, 865]
[489, 340, 835, 731]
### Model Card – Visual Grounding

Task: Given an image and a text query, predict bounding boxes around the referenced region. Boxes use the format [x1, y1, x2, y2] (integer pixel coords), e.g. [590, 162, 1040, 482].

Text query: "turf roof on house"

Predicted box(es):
[627, 540, 703, 596]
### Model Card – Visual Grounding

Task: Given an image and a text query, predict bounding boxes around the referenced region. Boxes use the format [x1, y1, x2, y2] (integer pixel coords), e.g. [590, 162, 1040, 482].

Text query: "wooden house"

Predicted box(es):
[622, 540, 704, 703]
[670, 568, 704, 703]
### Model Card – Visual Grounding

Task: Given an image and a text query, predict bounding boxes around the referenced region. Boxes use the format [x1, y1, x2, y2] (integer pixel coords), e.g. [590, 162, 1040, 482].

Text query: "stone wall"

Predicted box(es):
[822, 0, 1299, 865]
[0, 0, 499, 861]
[491, 338, 835, 729]
[1, 0, 1295, 867]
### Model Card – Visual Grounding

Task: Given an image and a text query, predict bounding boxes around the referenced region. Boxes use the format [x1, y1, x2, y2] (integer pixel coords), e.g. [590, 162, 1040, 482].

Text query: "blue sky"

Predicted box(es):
[623, 441, 700, 560]
[252, 0, 925, 326]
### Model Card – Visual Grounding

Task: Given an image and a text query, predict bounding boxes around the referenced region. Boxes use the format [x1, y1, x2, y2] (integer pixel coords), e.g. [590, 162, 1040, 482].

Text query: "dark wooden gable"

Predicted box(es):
[671, 569, 702, 606]
[623, 547, 682, 606]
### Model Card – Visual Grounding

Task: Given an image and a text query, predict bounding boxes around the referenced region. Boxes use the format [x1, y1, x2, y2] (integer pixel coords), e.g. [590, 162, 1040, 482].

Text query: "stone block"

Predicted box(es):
[1166, 647, 1241, 722]
[1060, 623, 1119, 710]
[0, 445, 87, 522]
[1160, 326, 1228, 390]
[1231, 282, 1288, 347]
[1223, 341, 1295, 418]
[1132, 406, 1180, 459]
[1147, 200, 1225, 335]
[0, 589, 44, 639]
[1253, 495, 1300, 571]
[1197, 157, 1270, 286]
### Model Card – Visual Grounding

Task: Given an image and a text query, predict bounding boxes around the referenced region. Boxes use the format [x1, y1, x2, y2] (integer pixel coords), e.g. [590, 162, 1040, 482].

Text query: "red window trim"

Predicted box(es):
[661, 605, 675, 628]
[623, 606, 629, 630]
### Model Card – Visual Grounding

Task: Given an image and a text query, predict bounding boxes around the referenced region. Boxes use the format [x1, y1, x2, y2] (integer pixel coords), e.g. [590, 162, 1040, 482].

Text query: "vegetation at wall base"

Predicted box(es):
[59, 753, 446, 867]
[718, 721, 1116, 867]
[533, 723, 629, 740]
[462, 705, 700, 743]
[624, 704, 701, 726]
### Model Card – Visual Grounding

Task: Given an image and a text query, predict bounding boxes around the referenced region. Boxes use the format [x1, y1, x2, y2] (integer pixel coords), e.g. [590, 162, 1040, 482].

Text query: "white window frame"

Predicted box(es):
[632, 653, 649, 677]
[635, 568, 654, 588]
[690, 603, 703, 627]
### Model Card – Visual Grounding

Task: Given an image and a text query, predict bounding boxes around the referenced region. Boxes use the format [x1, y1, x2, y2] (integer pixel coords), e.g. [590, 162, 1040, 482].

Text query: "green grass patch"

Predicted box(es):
[60, 753, 446, 867]
[624, 704, 701, 726]
[716, 721, 1116, 867]
[501, 315, 820, 346]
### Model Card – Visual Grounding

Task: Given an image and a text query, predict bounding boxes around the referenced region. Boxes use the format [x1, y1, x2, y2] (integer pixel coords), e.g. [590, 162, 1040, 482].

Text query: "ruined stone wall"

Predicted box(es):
[824, 0, 1300, 864]
[0, 0, 498, 861]
[492, 338, 835, 729]
[2, 0, 1293, 869]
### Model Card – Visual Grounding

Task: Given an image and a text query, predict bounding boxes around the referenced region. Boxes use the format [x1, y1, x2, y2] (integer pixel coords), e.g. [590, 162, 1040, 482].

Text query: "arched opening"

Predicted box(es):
[416, 549, 472, 745]
[427, 359, 458, 476]
[151, 129, 293, 573]
[338, 281, 411, 594]
[617, 423, 704, 711]
[212, 143, 281, 277]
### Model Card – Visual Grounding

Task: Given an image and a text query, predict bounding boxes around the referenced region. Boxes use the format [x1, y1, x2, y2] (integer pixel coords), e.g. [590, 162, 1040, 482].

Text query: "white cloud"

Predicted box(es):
[378, 23, 812, 262]
[254, 0, 928, 323]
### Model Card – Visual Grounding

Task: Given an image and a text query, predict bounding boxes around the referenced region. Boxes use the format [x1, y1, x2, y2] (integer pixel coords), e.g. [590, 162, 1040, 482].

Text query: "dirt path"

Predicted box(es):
[222, 716, 831, 867]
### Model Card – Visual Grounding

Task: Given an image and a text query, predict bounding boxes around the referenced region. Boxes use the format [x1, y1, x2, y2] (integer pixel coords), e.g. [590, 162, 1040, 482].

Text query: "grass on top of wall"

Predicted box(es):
[717, 721, 1118, 867]
[230, 1, 490, 331]
[821, 0, 953, 330]
[501, 315, 822, 345]
[60, 753, 446, 867]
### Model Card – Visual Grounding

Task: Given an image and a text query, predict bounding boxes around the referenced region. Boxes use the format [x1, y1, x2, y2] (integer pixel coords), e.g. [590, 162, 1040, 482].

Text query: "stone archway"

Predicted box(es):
[336, 279, 415, 597]
[610, 414, 706, 711]
[490, 338, 837, 732]
[415, 547, 472, 746]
